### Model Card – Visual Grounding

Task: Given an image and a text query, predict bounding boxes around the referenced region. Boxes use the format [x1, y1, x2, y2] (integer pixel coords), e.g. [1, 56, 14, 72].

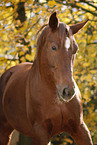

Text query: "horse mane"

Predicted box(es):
[36, 24, 49, 59]
[36, 24, 48, 36]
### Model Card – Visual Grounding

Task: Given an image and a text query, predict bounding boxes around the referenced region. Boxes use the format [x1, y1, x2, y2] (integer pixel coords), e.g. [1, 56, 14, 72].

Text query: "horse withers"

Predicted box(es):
[0, 12, 93, 145]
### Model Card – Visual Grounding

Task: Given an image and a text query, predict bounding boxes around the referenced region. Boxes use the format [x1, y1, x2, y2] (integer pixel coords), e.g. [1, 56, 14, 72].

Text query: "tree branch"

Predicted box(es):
[83, 1, 97, 10]
[87, 42, 97, 45]
[55, 1, 97, 16]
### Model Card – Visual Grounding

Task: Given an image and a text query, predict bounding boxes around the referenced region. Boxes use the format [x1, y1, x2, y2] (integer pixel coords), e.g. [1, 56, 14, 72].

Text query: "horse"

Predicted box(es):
[0, 12, 93, 145]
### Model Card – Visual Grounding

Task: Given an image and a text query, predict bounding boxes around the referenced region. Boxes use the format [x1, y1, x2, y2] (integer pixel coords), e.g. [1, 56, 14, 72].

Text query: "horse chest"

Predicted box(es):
[41, 95, 81, 137]
[42, 104, 63, 137]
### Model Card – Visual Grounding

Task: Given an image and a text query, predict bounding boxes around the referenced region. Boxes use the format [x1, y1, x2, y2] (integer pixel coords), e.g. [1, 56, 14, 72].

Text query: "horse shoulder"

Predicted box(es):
[1, 63, 34, 135]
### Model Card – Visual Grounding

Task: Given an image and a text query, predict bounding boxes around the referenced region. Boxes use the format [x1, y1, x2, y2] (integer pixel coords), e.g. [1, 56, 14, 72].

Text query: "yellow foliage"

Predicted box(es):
[83, 62, 90, 67]
[20, 57, 26, 62]
[90, 70, 97, 74]
[25, 54, 32, 61]
[47, 0, 56, 7]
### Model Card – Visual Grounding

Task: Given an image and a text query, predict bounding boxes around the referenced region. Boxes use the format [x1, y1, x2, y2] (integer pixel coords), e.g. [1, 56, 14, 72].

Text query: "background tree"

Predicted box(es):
[0, 0, 97, 144]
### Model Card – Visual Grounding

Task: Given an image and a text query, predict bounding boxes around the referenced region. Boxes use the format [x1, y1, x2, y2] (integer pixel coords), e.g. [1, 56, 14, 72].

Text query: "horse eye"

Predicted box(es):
[52, 45, 57, 51]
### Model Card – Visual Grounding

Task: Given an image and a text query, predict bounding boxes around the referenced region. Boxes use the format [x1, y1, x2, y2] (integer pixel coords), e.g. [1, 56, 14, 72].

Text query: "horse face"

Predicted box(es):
[45, 25, 76, 102]
[38, 12, 88, 102]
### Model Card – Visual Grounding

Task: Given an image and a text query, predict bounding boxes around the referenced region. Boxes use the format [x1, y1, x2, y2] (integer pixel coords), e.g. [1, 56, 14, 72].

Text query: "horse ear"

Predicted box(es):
[70, 19, 89, 34]
[49, 12, 59, 31]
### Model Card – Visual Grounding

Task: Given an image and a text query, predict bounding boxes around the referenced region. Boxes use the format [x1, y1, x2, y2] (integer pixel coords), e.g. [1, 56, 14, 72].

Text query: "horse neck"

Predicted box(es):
[30, 58, 40, 76]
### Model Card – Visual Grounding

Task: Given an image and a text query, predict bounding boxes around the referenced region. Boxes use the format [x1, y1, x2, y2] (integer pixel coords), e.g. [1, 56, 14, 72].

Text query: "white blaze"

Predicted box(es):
[65, 37, 70, 51]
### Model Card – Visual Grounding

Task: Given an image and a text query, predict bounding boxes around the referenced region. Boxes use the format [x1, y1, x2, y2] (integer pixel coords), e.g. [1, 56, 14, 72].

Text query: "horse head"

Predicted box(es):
[37, 12, 88, 102]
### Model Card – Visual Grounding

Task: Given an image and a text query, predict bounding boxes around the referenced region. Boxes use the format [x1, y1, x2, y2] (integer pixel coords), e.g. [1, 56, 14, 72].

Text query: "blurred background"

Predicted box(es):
[0, 0, 97, 144]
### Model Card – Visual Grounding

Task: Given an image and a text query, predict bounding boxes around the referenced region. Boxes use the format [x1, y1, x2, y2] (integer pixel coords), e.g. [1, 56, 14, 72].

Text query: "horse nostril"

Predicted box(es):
[63, 88, 68, 97]
[57, 86, 75, 102]
[62, 88, 74, 98]
[63, 88, 66, 96]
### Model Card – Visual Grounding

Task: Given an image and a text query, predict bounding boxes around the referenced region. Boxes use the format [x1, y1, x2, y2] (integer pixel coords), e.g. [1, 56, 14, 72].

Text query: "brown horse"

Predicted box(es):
[0, 12, 93, 145]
